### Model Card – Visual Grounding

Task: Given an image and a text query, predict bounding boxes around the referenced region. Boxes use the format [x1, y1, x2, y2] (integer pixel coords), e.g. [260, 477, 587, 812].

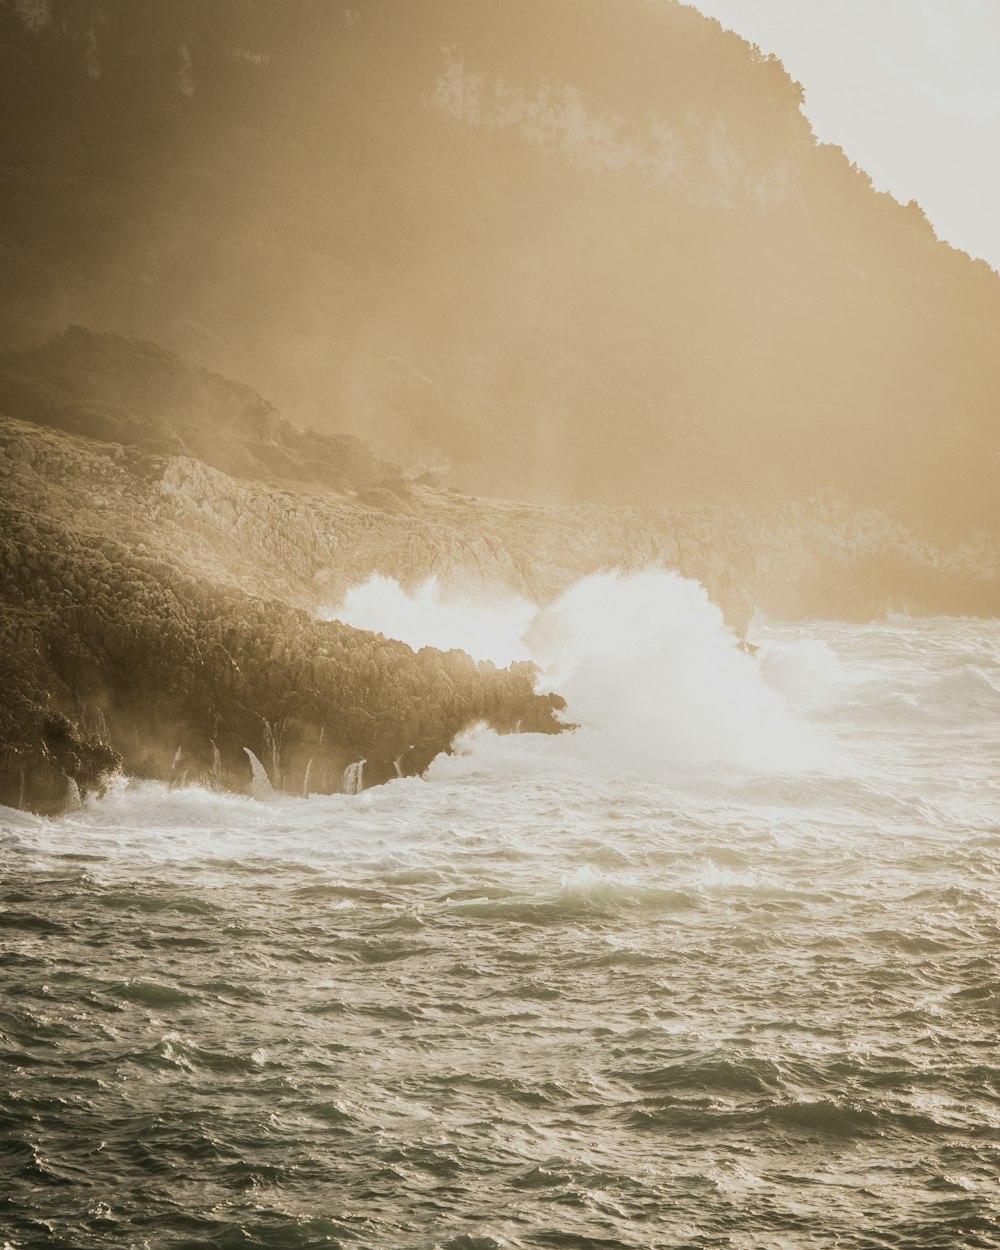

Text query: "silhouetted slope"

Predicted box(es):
[0, 327, 395, 490]
[1, 0, 998, 529]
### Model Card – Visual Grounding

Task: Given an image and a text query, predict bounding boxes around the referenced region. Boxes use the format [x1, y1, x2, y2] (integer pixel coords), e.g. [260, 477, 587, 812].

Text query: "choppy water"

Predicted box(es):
[2, 615, 999, 1249]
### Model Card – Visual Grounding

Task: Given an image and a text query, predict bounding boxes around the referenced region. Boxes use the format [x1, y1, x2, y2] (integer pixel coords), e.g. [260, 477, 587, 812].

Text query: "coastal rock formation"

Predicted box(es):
[2, 327, 998, 814]
[0, 498, 565, 813]
[5, 332, 998, 636]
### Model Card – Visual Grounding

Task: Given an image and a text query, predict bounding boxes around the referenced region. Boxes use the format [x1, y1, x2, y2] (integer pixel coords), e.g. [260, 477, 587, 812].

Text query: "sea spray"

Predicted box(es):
[754, 636, 847, 710]
[243, 747, 274, 798]
[326, 573, 535, 667]
[343, 759, 366, 795]
[262, 718, 283, 789]
[329, 567, 827, 776]
[527, 569, 824, 770]
[64, 775, 82, 811]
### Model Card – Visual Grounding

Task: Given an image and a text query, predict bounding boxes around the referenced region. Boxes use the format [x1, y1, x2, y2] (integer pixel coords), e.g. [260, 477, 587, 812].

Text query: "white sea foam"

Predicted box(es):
[324, 573, 535, 667]
[756, 637, 847, 709]
[331, 567, 827, 774]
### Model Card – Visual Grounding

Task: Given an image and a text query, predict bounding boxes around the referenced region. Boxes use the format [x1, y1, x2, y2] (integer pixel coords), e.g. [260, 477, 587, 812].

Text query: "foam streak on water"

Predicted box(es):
[1, 613, 999, 1249]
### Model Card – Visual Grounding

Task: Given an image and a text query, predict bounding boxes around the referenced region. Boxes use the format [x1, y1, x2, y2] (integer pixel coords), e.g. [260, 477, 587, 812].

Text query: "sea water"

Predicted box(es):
[1, 582, 998, 1249]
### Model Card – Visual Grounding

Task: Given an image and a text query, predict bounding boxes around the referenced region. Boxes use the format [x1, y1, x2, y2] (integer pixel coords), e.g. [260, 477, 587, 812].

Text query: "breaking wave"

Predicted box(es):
[331, 567, 827, 772]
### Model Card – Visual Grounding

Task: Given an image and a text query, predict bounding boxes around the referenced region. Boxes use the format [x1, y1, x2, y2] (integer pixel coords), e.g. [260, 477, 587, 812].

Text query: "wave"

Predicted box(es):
[324, 567, 834, 776]
[927, 665, 1000, 713]
[324, 572, 535, 667]
[756, 636, 847, 708]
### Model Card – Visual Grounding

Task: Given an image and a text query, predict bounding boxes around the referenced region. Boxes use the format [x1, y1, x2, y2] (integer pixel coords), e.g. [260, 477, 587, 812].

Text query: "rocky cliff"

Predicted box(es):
[0, 340, 576, 813]
[0, 498, 565, 813]
[3, 331, 997, 814]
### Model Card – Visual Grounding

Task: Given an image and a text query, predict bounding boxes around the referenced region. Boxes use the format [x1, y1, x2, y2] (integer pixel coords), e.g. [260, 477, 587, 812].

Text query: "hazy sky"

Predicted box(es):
[691, 0, 1000, 271]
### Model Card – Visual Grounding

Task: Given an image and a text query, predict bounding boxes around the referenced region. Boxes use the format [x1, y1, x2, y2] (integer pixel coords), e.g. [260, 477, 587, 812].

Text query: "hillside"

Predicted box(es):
[0, 327, 395, 491]
[1, 0, 998, 531]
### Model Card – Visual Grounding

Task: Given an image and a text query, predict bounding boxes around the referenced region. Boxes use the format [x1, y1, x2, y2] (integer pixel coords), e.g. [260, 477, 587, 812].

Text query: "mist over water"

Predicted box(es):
[2, 601, 999, 1249]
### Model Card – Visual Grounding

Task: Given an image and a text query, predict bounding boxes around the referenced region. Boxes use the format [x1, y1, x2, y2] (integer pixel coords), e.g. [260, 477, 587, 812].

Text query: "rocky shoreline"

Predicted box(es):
[2, 332, 998, 815]
[0, 500, 566, 814]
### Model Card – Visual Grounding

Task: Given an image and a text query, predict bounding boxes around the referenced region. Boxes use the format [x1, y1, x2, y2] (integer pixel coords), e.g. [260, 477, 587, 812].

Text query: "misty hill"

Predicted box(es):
[0, 327, 396, 491]
[2, 0, 999, 530]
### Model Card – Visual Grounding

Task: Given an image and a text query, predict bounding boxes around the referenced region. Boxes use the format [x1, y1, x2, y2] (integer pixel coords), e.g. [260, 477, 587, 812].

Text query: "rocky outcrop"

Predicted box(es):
[2, 0, 999, 538]
[751, 500, 1000, 621]
[0, 330, 765, 629]
[0, 500, 565, 813]
[0, 395, 763, 630]
[6, 397, 999, 647]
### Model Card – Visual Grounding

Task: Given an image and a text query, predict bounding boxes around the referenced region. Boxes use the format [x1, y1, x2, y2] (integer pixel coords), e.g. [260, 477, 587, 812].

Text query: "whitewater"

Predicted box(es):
[2, 572, 999, 1250]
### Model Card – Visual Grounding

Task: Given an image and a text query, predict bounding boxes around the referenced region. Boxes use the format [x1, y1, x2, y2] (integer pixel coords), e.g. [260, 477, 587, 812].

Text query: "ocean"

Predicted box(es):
[2, 586, 999, 1249]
